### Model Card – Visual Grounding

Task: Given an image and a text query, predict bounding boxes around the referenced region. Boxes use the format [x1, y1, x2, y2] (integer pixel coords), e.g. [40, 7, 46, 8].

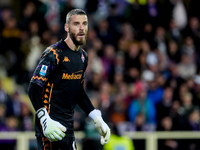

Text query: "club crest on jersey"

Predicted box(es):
[81, 54, 85, 63]
[39, 65, 48, 76]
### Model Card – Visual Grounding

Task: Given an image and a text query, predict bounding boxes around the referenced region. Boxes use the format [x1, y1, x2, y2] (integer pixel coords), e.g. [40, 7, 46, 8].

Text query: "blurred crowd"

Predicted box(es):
[1, 0, 200, 149]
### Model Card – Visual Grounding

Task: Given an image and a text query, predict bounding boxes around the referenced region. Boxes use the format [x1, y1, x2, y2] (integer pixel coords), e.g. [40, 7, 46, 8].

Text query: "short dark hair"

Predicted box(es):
[66, 9, 87, 24]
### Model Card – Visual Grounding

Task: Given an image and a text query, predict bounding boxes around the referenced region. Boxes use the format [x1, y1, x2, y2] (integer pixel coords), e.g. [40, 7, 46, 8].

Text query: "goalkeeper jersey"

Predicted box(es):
[30, 39, 90, 137]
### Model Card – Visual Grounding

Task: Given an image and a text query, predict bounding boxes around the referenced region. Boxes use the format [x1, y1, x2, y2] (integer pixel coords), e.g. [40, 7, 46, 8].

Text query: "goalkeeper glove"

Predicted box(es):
[89, 109, 110, 145]
[36, 107, 66, 142]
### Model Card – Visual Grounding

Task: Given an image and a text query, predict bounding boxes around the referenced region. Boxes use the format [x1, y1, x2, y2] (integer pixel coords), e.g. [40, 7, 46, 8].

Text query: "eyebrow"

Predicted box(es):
[73, 21, 88, 24]
[73, 21, 79, 24]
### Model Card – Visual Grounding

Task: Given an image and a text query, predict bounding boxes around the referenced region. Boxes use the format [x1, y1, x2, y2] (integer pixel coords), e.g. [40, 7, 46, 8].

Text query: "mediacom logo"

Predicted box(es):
[62, 73, 82, 80]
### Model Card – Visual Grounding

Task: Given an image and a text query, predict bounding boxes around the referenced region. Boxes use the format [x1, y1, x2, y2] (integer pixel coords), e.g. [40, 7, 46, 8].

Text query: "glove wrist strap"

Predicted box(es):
[89, 109, 101, 120]
[36, 107, 49, 122]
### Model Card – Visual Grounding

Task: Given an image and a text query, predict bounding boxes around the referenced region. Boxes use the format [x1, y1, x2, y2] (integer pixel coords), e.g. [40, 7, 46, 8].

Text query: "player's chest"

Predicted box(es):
[59, 51, 85, 72]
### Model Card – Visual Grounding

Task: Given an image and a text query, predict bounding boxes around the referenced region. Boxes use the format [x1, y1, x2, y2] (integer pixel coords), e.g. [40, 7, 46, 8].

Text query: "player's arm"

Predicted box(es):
[77, 84, 94, 114]
[28, 83, 66, 142]
[77, 85, 110, 145]
[28, 47, 66, 142]
[27, 83, 43, 110]
[78, 50, 110, 145]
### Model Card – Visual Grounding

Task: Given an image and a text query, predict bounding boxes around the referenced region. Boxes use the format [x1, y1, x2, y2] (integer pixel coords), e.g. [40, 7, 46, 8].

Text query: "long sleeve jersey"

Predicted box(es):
[28, 39, 94, 137]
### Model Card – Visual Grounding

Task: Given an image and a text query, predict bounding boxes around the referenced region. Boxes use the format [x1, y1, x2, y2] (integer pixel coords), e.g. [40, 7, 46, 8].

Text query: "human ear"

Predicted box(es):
[64, 24, 69, 32]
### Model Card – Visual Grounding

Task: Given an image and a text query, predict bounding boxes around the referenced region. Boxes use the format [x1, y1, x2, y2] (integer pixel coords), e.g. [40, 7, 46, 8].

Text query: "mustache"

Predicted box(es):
[77, 32, 85, 35]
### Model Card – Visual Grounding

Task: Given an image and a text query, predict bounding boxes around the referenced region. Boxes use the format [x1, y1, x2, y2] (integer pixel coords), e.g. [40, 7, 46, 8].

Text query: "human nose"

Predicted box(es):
[80, 23, 87, 30]
[79, 24, 84, 31]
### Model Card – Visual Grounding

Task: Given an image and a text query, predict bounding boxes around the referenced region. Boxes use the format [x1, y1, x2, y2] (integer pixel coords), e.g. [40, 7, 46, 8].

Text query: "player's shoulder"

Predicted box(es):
[43, 40, 63, 54]
[41, 40, 64, 64]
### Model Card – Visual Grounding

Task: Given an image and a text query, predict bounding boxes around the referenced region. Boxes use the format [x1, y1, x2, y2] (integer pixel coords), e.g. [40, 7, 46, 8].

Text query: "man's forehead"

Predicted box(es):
[70, 15, 88, 22]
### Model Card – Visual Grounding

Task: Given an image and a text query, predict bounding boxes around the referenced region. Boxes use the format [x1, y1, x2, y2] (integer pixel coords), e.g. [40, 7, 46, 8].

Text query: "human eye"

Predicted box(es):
[83, 22, 88, 26]
[74, 22, 79, 25]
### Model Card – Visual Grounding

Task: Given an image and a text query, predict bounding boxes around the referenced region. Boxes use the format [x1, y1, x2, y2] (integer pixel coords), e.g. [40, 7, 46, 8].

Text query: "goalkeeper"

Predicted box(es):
[27, 9, 110, 150]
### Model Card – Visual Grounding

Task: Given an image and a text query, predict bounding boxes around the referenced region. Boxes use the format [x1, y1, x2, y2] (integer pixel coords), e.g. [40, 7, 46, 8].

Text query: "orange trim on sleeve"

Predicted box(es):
[48, 83, 54, 114]
[81, 79, 84, 83]
[43, 47, 60, 65]
[31, 76, 48, 81]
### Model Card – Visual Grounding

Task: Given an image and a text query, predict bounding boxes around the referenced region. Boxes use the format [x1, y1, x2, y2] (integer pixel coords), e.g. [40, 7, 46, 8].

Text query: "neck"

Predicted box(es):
[64, 36, 80, 51]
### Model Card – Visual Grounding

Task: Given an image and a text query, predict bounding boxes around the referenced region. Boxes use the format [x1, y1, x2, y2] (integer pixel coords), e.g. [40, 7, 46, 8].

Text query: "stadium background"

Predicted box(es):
[0, 0, 200, 149]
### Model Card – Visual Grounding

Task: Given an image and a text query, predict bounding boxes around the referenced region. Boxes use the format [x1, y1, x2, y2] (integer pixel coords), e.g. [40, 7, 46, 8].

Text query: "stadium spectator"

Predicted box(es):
[157, 116, 179, 150]
[0, 103, 6, 126]
[6, 90, 22, 117]
[156, 87, 174, 125]
[128, 86, 156, 124]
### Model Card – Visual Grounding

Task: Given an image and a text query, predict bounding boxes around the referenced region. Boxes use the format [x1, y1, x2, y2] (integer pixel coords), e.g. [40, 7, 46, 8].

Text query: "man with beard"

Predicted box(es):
[27, 9, 110, 150]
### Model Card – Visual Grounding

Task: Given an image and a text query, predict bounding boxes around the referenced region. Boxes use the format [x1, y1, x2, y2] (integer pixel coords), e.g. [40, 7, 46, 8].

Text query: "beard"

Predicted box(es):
[69, 28, 87, 46]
